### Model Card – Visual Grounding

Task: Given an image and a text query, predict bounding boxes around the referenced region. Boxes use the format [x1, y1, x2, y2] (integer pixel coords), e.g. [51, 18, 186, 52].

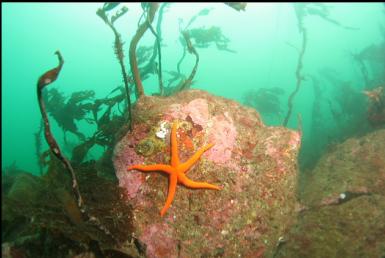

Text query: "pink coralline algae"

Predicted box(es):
[113, 89, 301, 258]
[167, 98, 209, 125]
[113, 125, 146, 200]
[206, 112, 237, 164]
[167, 99, 237, 165]
[139, 223, 178, 258]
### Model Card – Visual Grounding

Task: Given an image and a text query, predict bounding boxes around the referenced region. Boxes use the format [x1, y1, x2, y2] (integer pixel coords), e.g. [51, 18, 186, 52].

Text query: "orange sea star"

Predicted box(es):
[127, 121, 220, 216]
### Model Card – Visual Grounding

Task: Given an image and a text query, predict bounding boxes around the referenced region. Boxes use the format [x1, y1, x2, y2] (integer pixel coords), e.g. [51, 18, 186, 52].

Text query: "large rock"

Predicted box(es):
[275, 129, 385, 258]
[113, 89, 301, 257]
[301, 129, 385, 207]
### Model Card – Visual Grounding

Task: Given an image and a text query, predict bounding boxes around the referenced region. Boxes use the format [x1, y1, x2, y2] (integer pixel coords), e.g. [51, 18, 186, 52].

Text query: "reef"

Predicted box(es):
[275, 129, 385, 258]
[113, 89, 301, 257]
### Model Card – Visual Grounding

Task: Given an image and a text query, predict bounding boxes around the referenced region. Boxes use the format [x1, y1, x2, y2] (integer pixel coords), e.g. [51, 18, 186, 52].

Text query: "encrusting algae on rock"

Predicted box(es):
[275, 129, 385, 258]
[127, 120, 221, 217]
[113, 89, 301, 257]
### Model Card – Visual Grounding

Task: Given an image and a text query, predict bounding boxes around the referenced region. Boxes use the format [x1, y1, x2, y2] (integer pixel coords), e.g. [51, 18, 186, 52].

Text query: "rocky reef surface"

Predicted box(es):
[275, 129, 385, 258]
[113, 89, 301, 257]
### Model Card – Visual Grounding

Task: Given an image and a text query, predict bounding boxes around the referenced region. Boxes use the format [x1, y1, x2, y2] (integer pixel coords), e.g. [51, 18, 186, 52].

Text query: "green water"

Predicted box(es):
[2, 2, 384, 174]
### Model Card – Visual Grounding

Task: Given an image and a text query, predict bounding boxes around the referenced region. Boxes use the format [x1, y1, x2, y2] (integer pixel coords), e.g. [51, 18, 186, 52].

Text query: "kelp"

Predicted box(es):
[2, 160, 136, 258]
[34, 119, 44, 175]
[129, 3, 159, 97]
[184, 7, 214, 30]
[351, 39, 385, 89]
[243, 87, 285, 118]
[284, 3, 359, 126]
[178, 30, 200, 91]
[314, 70, 371, 150]
[70, 87, 127, 165]
[299, 75, 328, 171]
[154, 30, 199, 97]
[282, 26, 307, 126]
[188, 26, 235, 53]
[135, 3, 173, 97]
[158, 8, 221, 96]
[36, 53, 128, 254]
[44, 88, 95, 141]
[294, 3, 359, 32]
[96, 5, 133, 130]
[224, 2, 247, 12]
[143, 3, 170, 96]
[37, 51, 85, 214]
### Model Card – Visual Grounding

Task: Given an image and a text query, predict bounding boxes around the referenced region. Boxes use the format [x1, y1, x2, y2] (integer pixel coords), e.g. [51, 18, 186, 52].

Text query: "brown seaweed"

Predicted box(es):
[36, 51, 84, 212]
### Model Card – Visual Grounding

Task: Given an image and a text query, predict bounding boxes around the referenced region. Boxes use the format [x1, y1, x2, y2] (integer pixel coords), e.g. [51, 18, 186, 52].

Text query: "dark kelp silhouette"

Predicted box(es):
[224, 2, 247, 12]
[283, 3, 358, 126]
[72, 88, 127, 165]
[44, 88, 94, 141]
[178, 30, 200, 91]
[160, 6, 235, 97]
[282, 3, 308, 127]
[188, 26, 236, 53]
[351, 40, 385, 89]
[243, 87, 285, 118]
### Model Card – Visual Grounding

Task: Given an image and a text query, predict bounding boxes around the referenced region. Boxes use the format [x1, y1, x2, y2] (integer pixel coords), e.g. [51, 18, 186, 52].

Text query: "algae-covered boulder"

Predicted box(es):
[113, 89, 301, 257]
[275, 195, 385, 258]
[275, 129, 385, 258]
[301, 129, 385, 207]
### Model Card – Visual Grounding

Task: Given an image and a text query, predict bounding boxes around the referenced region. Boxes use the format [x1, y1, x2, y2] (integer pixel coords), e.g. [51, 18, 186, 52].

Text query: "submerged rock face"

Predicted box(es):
[113, 89, 301, 257]
[301, 129, 385, 206]
[276, 129, 385, 258]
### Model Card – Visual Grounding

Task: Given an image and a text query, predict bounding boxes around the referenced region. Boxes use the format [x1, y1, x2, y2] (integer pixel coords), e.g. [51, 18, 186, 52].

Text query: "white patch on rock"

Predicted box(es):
[155, 121, 168, 139]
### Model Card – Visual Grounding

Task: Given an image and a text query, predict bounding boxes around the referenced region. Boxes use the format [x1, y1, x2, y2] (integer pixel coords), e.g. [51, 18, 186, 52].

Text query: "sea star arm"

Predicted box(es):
[160, 174, 178, 216]
[127, 164, 174, 174]
[171, 122, 180, 167]
[178, 143, 214, 173]
[178, 173, 220, 190]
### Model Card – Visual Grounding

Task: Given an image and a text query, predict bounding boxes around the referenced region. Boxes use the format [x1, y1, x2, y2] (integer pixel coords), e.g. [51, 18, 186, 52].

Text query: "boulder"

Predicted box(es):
[113, 89, 301, 257]
[275, 129, 385, 258]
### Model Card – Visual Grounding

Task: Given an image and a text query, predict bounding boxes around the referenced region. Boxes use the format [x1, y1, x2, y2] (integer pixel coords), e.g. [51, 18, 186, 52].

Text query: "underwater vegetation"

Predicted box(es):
[187, 26, 236, 53]
[243, 87, 285, 118]
[283, 3, 385, 172]
[44, 88, 95, 141]
[224, 2, 247, 12]
[2, 2, 385, 258]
